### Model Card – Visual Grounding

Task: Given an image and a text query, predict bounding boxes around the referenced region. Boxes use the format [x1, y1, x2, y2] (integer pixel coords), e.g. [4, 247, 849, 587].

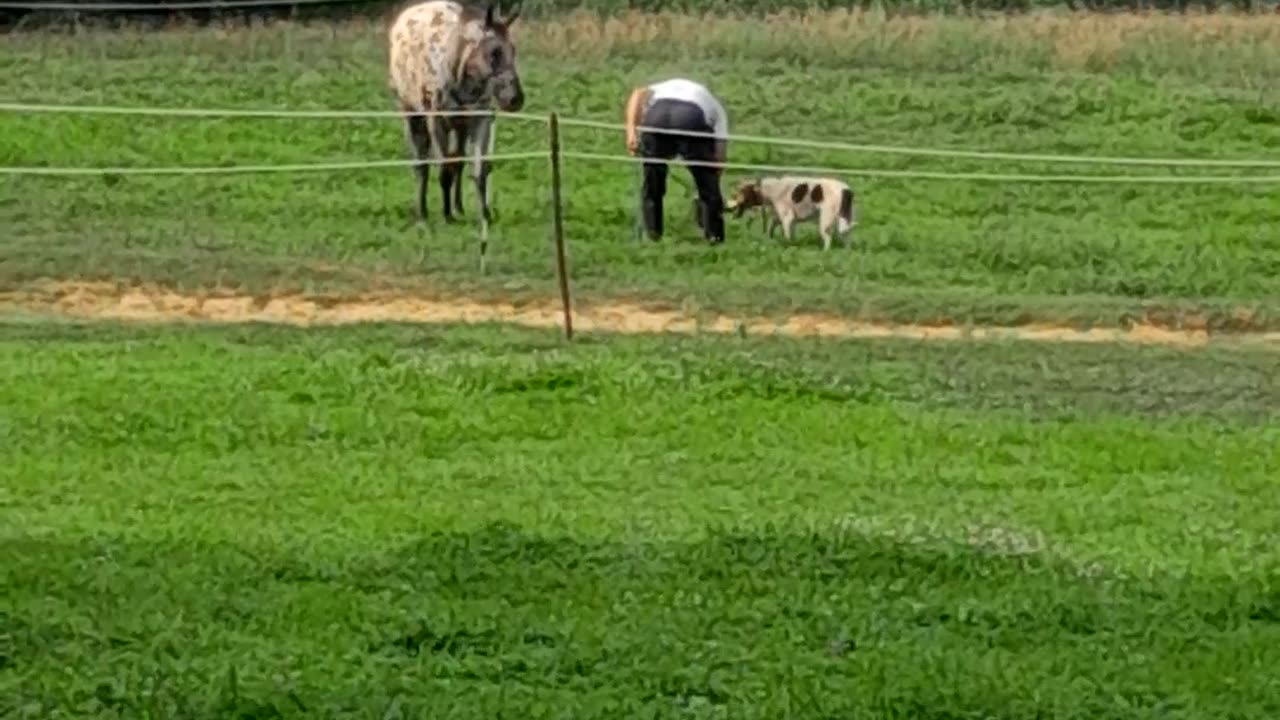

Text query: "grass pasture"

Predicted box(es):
[2, 10, 1280, 328]
[2, 320, 1279, 718]
[3, 7, 1280, 719]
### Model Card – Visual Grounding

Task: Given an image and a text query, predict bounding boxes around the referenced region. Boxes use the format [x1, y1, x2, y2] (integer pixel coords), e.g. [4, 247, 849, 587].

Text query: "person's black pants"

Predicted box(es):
[637, 98, 725, 244]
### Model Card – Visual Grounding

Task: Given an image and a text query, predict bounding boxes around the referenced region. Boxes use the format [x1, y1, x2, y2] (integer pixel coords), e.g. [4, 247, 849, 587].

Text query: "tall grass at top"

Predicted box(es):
[525, 9, 1280, 78]
[10, 9, 1280, 82]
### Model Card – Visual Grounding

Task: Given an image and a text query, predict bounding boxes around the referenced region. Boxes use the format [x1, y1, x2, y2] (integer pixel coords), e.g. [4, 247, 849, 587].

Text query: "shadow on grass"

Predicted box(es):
[3, 523, 1278, 718]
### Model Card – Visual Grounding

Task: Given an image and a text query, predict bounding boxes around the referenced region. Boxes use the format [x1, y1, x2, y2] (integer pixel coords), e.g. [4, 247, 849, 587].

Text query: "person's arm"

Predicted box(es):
[624, 86, 651, 155]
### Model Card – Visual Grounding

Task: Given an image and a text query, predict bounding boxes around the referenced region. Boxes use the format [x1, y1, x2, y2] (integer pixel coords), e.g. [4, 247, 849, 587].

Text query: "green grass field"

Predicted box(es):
[3, 8, 1280, 718]
[2, 10, 1279, 328]
[2, 320, 1278, 718]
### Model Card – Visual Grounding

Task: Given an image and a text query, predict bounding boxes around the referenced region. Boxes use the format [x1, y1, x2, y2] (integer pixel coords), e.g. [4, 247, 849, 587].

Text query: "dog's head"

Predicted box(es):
[725, 179, 765, 219]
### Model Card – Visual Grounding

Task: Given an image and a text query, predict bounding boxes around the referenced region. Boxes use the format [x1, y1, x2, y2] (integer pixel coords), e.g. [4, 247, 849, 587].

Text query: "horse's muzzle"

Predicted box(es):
[497, 83, 525, 112]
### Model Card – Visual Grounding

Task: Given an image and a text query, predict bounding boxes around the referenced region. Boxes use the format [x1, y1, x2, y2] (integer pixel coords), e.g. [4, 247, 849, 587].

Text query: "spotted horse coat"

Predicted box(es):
[387, 0, 524, 232]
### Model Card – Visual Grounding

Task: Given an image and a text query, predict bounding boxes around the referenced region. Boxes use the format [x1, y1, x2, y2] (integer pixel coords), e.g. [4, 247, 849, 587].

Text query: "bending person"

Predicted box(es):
[624, 78, 729, 244]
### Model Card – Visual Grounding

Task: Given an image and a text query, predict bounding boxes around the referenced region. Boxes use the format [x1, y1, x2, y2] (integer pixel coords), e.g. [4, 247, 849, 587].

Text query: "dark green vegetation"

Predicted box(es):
[3, 11, 1280, 329]
[2, 320, 1278, 718]
[4, 0, 1277, 28]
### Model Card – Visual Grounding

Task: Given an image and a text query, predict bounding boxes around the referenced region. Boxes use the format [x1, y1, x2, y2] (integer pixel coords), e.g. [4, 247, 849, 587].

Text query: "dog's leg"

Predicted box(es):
[780, 210, 795, 242]
[820, 210, 835, 251]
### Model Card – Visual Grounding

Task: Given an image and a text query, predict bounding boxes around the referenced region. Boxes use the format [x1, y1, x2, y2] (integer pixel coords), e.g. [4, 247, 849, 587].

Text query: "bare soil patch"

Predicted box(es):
[3, 281, 1278, 350]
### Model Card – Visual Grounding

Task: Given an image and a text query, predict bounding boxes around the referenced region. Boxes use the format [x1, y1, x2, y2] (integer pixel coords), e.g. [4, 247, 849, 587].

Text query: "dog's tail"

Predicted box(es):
[839, 187, 856, 226]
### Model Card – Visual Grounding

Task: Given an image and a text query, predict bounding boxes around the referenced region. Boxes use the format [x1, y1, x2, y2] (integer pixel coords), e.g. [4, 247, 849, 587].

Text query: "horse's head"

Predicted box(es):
[466, 2, 525, 112]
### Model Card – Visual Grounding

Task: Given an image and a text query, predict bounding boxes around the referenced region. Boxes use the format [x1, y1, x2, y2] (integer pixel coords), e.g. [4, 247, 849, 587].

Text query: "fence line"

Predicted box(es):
[562, 151, 1280, 184]
[0, 0, 351, 9]
[0, 151, 548, 176]
[558, 117, 1280, 169]
[2, 108, 1273, 346]
[0, 102, 548, 123]
[4, 101, 1280, 169]
[6, 149, 1278, 184]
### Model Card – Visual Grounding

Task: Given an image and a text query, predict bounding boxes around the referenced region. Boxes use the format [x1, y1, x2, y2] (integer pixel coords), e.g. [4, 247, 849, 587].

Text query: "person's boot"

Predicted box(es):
[692, 198, 706, 232]
[642, 197, 664, 240]
[701, 200, 725, 244]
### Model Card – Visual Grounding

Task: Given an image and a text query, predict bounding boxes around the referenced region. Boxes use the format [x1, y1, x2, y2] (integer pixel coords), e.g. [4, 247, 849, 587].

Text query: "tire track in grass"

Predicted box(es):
[2, 280, 1278, 350]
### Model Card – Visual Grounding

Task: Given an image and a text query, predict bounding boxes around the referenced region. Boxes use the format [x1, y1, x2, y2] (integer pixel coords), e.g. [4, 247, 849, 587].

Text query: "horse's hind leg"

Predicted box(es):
[452, 159, 465, 215]
[403, 111, 431, 223]
[451, 122, 467, 216]
[428, 115, 459, 223]
[438, 159, 458, 222]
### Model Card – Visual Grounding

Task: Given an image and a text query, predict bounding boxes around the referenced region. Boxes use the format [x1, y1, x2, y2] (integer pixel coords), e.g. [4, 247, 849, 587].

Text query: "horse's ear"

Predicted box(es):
[484, 2, 497, 27]
[502, 1, 521, 25]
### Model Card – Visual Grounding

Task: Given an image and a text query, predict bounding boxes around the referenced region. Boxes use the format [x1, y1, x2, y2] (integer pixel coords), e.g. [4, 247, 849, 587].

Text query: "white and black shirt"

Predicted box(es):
[645, 78, 730, 141]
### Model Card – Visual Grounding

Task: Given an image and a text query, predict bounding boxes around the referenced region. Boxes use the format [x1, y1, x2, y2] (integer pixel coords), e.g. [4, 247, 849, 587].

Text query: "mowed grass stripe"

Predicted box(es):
[2, 321, 1275, 551]
[2, 319, 1277, 420]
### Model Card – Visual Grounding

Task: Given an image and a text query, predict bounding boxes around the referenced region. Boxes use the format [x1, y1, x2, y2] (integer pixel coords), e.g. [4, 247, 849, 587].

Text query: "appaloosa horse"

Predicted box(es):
[387, 0, 524, 231]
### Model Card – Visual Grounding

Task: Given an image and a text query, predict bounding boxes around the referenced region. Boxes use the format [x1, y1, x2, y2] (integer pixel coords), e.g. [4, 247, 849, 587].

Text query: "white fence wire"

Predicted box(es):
[4, 101, 1279, 172]
[562, 151, 1280, 185]
[0, 152, 548, 176]
[3, 101, 1280, 182]
[555, 117, 1280, 169]
[0, 102, 547, 122]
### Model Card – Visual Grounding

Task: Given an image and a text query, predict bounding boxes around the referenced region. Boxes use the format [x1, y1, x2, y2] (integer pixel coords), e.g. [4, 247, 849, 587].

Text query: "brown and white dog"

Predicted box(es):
[726, 176, 858, 250]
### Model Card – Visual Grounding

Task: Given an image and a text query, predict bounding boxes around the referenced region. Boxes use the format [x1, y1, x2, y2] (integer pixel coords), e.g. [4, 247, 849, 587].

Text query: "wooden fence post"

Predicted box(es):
[548, 112, 573, 341]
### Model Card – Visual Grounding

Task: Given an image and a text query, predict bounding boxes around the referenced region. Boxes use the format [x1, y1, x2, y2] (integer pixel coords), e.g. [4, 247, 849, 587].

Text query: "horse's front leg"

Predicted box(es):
[469, 115, 495, 224]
